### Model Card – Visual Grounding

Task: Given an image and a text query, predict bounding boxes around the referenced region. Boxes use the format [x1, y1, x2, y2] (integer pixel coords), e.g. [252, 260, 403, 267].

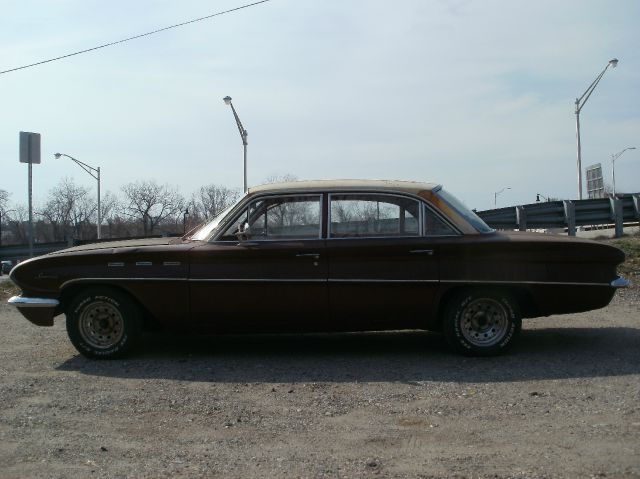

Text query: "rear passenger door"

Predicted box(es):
[326, 193, 439, 330]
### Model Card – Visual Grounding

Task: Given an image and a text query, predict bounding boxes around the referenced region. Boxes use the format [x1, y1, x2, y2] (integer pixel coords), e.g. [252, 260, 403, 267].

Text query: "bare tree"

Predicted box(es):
[0, 189, 11, 244]
[6, 205, 28, 244]
[120, 180, 184, 235]
[39, 178, 94, 241]
[192, 184, 241, 221]
[0, 189, 9, 213]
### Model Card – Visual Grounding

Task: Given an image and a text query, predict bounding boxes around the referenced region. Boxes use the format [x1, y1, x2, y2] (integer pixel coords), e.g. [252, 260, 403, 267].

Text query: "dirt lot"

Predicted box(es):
[0, 283, 639, 478]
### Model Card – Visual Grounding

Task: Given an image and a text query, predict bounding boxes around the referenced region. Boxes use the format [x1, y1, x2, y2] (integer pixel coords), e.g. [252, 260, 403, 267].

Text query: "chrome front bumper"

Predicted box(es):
[8, 296, 60, 326]
[8, 296, 60, 308]
[610, 276, 630, 289]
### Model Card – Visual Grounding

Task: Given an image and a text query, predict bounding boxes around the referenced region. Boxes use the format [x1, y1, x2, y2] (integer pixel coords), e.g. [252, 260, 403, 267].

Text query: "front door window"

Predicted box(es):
[220, 195, 321, 240]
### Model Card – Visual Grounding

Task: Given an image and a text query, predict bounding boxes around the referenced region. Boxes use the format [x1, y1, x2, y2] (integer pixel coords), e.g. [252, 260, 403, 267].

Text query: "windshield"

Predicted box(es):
[190, 200, 242, 241]
[437, 188, 493, 233]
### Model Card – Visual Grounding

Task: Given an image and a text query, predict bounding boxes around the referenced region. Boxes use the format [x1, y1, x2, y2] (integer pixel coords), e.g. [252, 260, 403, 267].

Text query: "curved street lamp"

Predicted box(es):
[611, 147, 636, 196]
[574, 58, 619, 200]
[223, 96, 249, 193]
[54, 153, 101, 239]
[494, 187, 511, 206]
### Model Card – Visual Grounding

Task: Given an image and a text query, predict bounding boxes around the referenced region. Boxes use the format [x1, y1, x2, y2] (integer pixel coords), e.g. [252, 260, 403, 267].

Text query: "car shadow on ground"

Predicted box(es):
[56, 325, 640, 384]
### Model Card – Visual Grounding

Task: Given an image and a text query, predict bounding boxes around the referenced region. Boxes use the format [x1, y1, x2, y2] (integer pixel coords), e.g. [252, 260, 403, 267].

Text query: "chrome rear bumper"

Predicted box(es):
[610, 276, 630, 288]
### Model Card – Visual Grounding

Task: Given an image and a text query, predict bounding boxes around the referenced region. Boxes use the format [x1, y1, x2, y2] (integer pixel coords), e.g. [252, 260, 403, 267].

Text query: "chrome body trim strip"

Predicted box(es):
[440, 279, 613, 287]
[329, 279, 439, 283]
[107, 262, 124, 267]
[189, 278, 327, 283]
[8, 296, 59, 308]
[135, 261, 153, 266]
[60, 278, 189, 289]
[610, 276, 630, 288]
[57, 277, 622, 289]
[163, 261, 182, 266]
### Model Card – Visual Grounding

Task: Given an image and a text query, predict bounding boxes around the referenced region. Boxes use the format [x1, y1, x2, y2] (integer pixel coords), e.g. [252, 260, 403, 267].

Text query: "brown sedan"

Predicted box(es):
[8, 180, 628, 358]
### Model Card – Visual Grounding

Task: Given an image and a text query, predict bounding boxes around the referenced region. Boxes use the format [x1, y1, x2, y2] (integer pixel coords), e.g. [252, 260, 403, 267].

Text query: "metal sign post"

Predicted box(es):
[20, 132, 41, 257]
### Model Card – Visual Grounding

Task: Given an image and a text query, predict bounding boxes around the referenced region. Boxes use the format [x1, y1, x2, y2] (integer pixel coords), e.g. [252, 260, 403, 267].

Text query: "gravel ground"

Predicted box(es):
[0, 285, 639, 478]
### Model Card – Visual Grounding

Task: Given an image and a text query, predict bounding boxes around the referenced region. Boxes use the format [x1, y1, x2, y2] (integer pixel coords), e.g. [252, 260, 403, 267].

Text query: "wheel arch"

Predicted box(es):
[435, 283, 539, 329]
[59, 281, 161, 331]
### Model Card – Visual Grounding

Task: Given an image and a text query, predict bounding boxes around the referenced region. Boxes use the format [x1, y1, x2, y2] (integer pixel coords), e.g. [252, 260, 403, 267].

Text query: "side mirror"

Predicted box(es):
[235, 222, 251, 242]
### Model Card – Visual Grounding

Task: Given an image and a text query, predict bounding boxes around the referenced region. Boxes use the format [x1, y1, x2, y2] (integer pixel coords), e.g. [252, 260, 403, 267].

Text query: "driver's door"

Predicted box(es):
[188, 194, 328, 331]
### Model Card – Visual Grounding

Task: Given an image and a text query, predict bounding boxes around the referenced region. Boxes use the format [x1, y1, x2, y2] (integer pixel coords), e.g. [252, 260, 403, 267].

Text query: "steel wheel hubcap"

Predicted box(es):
[79, 301, 124, 349]
[460, 298, 509, 347]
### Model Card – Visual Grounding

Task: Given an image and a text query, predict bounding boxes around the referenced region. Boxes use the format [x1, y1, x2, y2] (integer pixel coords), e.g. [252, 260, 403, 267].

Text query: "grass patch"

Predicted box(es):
[0, 278, 20, 302]
[610, 235, 640, 279]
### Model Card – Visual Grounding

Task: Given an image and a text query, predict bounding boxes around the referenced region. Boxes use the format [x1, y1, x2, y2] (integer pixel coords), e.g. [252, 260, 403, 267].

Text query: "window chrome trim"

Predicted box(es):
[422, 203, 462, 237]
[212, 193, 324, 242]
[327, 192, 423, 240]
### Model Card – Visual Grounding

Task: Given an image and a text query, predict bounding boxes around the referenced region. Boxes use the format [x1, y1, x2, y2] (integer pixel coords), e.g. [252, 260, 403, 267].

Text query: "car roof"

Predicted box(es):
[248, 179, 441, 196]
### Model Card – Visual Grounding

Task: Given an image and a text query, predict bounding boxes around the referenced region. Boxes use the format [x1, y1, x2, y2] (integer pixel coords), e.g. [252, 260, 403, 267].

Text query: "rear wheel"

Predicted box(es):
[66, 288, 141, 359]
[443, 289, 521, 356]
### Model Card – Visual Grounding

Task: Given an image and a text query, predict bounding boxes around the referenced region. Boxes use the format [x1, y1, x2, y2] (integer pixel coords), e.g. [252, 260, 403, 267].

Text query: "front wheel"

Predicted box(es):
[442, 289, 521, 356]
[66, 288, 142, 359]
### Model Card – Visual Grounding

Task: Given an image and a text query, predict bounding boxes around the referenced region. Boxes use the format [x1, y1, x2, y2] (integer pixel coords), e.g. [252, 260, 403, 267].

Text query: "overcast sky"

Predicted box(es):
[1, 0, 639, 211]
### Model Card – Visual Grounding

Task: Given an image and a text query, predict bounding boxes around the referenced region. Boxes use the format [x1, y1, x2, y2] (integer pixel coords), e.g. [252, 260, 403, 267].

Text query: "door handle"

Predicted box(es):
[237, 241, 261, 248]
[296, 253, 320, 258]
[409, 249, 434, 255]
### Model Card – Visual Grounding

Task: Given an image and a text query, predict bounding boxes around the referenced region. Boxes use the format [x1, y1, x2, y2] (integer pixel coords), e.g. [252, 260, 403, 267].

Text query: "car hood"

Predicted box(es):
[48, 237, 181, 255]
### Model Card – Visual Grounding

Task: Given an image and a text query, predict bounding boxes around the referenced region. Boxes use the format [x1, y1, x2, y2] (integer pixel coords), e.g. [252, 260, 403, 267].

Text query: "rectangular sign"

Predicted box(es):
[586, 163, 604, 199]
[19, 131, 41, 164]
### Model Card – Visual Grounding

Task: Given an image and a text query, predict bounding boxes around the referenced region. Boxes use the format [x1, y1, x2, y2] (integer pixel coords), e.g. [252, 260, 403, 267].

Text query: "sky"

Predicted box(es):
[1, 0, 639, 212]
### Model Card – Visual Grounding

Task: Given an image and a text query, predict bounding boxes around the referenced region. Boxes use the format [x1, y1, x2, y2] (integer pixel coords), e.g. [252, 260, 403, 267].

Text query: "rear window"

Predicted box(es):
[437, 189, 493, 233]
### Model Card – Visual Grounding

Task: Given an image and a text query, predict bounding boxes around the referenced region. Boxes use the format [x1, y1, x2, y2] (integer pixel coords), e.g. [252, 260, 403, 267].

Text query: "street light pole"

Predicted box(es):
[611, 147, 636, 196]
[494, 187, 511, 206]
[54, 153, 102, 239]
[574, 58, 618, 200]
[223, 96, 249, 193]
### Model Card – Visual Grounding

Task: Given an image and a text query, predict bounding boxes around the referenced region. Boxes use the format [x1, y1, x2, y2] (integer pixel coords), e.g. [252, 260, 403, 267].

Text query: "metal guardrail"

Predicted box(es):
[477, 194, 640, 237]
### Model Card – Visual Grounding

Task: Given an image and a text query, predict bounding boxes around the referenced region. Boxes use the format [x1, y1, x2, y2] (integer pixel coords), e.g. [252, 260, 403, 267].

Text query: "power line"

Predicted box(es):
[0, 0, 271, 75]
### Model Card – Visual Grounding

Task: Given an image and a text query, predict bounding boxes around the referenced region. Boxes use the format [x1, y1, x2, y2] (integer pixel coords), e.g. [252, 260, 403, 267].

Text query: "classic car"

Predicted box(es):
[8, 179, 628, 358]
[2, 259, 13, 275]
